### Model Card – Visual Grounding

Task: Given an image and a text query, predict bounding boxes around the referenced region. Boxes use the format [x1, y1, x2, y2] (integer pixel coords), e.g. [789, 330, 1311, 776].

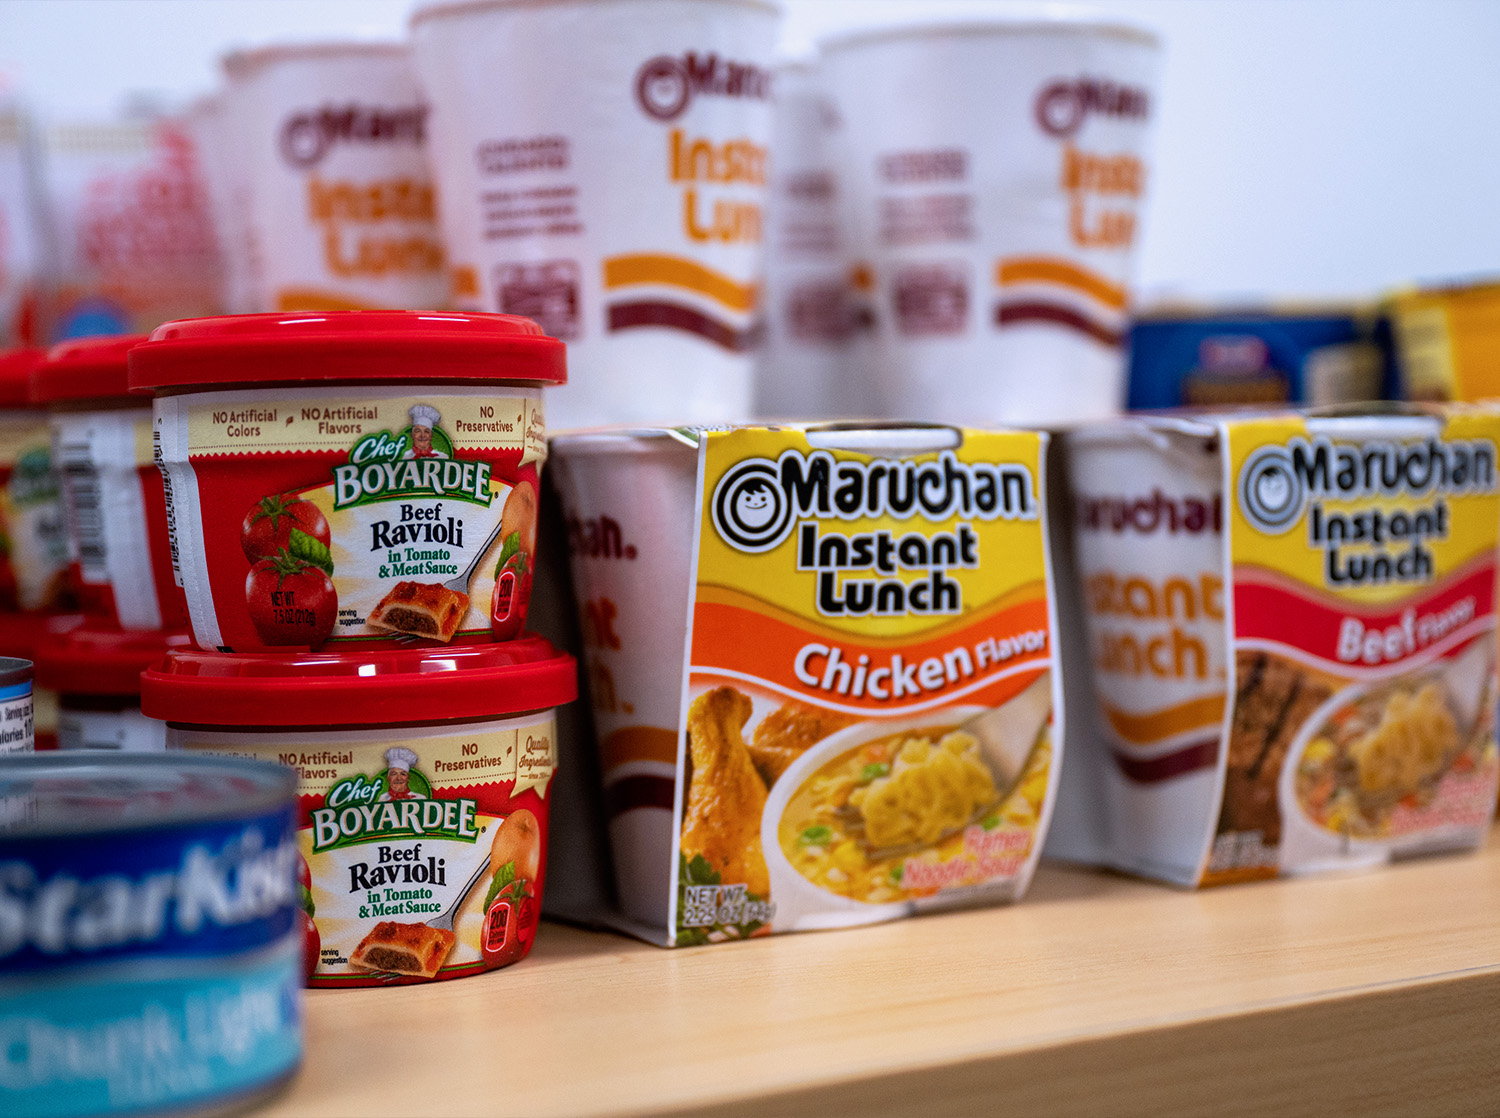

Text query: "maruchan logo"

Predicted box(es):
[711, 449, 1038, 554]
[1237, 434, 1498, 535]
[280, 103, 429, 168]
[634, 52, 772, 122]
[1034, 77, 1150, 139]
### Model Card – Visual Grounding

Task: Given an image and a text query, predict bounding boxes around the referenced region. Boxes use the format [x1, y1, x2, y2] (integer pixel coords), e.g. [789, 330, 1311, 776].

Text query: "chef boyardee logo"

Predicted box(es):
[332, 403, 493, 510]
[310, 747, 479, 854]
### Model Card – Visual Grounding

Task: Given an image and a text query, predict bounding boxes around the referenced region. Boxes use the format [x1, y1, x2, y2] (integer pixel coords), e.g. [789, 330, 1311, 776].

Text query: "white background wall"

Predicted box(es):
[1, 0, 1496, 302]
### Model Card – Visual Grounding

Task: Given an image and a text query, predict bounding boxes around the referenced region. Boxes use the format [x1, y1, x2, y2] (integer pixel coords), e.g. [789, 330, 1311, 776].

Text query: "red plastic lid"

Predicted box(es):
[129, 311, 567, 391]
[0, 612, 87, 663]
[35, 625, 194, 695]
[0, 349, 46, 409]
[140, 634, 578, 726]
[34, 334, 149, 403]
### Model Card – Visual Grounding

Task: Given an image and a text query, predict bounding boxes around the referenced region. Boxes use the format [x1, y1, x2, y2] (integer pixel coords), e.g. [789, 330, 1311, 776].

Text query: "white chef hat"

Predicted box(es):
[409, 404, 441, 430]
[385, 746, 420, 772]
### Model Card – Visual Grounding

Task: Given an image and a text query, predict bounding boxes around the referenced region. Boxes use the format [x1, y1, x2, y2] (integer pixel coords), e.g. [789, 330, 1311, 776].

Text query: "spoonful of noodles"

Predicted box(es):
[836, 671, 1053, 861]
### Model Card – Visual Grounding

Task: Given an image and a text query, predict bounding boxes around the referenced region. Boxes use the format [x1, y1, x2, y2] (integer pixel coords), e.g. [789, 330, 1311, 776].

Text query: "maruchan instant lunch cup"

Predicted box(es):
[129, 311, 564, 653]
[411, 0, 779, 428]
[821, 19, 1160, 425]
[140, 636, 577, 987]
[228, 42, 448, 314]
[33, 334, 188, 630]
[0, 754, 303, 1118]
[0, 349, 70, 611]
[552, 425, 1062, 945]
[549, 431, 697, 927]
[34, 624, 191, 751]
[754, 59, 854, 421]
[1054, 408, 1500, 886]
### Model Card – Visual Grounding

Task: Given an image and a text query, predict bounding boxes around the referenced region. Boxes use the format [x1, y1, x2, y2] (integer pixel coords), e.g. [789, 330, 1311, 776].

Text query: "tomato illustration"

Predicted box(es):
[246, 552, 337, 647]
[241, 493, 330, 565]
[481, 893, 537, 968]
[301, 910, 321, 981]
[490, 550, 531, 642]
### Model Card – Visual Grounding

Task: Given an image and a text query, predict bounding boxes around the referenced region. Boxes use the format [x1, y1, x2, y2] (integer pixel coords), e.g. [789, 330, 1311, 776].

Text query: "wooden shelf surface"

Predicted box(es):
[259, 834, 1500, 1117]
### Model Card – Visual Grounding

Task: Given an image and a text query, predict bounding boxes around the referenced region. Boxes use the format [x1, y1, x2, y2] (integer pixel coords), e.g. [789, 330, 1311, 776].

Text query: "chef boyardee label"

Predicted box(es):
[0, 413, 70, 612]
[1209, 409, 1500, 884]
[173, 719, 557, 987]
[673, 427, 1059, 944]
[155, 385, 546, 651]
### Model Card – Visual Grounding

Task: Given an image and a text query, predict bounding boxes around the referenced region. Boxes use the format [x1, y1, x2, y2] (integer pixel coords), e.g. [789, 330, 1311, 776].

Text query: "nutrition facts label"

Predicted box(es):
[0, 682, 34, 754]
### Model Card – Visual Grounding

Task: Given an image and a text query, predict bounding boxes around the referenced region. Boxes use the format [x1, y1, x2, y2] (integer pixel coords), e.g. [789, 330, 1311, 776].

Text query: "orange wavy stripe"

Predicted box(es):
[691, 597, 1051, 708]
[1101, 694, 1226, 745]
[275, 288, 374, 312]
[694, 580, 1049, 648]
[995, 256, 1128, 311]
[599, 725, 678, 770]
[603, 254, 758, 313]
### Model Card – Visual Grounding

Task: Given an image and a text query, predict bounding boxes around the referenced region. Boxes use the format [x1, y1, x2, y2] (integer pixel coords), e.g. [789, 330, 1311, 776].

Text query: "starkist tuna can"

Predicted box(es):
[129, 311, 564, 652]
[0, 654, 33, 754]
[32, 334, 188, 630]
[140, 635, 577, 987]
[0, 612, 80, 751]
[0, 753, 302, 1118]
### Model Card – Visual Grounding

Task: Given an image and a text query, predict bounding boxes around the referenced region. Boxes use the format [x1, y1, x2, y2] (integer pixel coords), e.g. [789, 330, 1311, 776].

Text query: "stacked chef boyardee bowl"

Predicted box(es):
[127, 309, 578, 988]
[0, 313, 575, 1118]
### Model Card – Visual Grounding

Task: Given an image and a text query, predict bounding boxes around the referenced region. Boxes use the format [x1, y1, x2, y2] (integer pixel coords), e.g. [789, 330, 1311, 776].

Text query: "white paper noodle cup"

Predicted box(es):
[822, 19, 1160, 425]
[1066, 420, 1228, 870]
[549, 431, 698, 925]
[412, 0, 780, 429]
[754, 59, 851, 420]
[232, 42, 448, 312]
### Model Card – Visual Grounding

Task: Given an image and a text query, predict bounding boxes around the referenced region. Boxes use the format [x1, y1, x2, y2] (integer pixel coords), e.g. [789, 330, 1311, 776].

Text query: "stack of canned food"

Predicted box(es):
[1, 312, 575, 1116]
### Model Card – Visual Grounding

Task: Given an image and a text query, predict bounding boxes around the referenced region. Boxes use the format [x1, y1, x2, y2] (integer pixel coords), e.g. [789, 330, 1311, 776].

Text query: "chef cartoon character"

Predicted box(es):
[379, 747, 429, 800]
[402, 405, 450, 460]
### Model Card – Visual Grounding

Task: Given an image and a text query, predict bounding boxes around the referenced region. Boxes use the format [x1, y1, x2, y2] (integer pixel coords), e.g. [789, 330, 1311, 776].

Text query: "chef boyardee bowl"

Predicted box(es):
[129, 311, 565, 652]
[141, 634, 577, 987]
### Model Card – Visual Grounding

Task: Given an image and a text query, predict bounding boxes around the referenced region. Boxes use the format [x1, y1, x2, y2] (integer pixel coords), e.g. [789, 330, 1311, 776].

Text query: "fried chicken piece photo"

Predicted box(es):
[681, 686, 770, 898]
[749, 701, 857, 786]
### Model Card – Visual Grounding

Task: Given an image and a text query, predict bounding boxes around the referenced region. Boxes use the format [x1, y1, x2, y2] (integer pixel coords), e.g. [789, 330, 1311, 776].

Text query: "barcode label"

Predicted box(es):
[155, 426, 183, 584]
[58, 436, 107, 583]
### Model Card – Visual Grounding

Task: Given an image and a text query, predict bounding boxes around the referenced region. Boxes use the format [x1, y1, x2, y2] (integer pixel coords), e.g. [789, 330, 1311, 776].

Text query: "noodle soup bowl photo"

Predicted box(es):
[762, 673, 1054, 933]
[1276, 636, 1499, 876]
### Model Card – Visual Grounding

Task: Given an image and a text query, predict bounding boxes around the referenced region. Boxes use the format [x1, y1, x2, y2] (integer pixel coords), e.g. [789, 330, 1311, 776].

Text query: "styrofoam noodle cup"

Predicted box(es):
[821, 19, 1160, 425]
[549, 431, 698, 926]
[232, 43, 448, 313]
[754, 59, 851, 420]
[412, 0, 780, 428]
[1066, 421, 1228, 876]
